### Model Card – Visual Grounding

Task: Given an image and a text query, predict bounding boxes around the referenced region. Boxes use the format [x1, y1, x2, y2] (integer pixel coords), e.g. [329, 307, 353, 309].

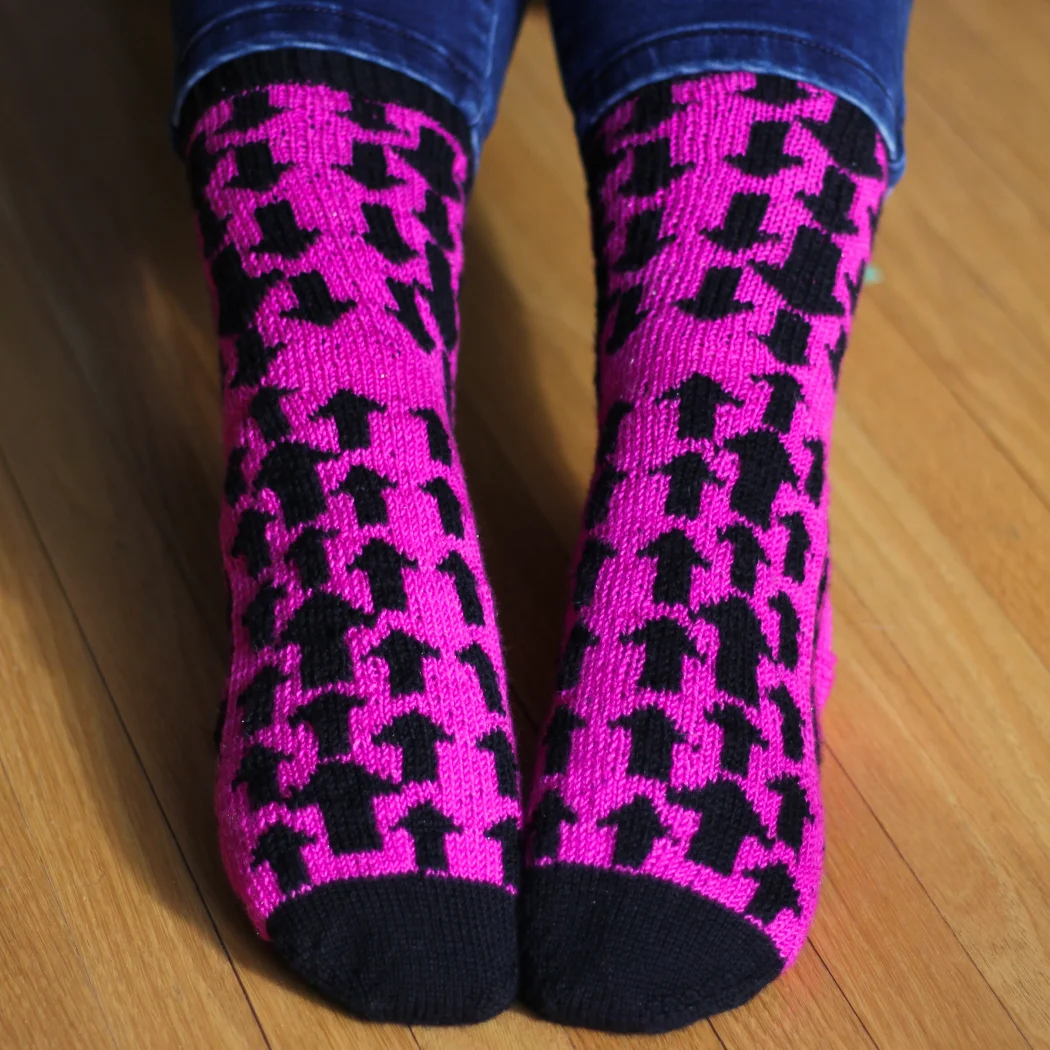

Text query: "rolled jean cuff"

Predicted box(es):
[565, 27, 907, 187]
[170, 5, 487, 159]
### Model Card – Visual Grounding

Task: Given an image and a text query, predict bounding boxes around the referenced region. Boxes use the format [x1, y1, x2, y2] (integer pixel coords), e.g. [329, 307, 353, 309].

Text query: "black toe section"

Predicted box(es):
[520, 864, 783, 1033]
[266, 875, 518, 1024]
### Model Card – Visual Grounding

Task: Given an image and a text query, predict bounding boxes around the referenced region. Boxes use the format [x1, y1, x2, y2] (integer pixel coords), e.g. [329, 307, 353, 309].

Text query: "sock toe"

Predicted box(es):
[520, 865, 782, 1033]
[266, 875, 518, 1024]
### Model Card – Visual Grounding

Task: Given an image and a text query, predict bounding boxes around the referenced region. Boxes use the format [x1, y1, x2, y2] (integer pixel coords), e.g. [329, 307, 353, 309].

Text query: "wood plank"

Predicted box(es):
[0, 758, 115, 1050]
[830, 411, 1050, 1042]
[0, 453, 264, 1047]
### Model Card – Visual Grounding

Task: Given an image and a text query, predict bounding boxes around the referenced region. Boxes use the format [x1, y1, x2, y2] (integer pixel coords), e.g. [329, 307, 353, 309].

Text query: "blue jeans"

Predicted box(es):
[171, 0, 911, 186]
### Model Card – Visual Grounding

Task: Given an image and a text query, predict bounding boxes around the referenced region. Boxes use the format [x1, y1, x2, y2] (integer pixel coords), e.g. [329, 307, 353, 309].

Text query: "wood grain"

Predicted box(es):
[0, 0, 1047, 1047]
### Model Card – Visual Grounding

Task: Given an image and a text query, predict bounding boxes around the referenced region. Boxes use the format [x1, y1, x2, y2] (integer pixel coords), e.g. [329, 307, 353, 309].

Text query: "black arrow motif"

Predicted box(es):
[395, 801, 463, 872]
[281, 271, 356, 326]
[251, 822, 315, 894]
[243, 581, 285, 651]
[333, 464, 397, 527]
[844, 260, 865, 314]
[227, 141, 291, 192]
[751, 226, 845, 316]
[597, 795, 670, 867]
[702, 192, 779, 252]
[738, 75, 811, 107]
[288, 691, 365, 758]
[339, 96, 396, 131]
[350, 537, 418, 614]
[236, 665, 290, 736]
[558, 621, 599, 691]
[361, 201, 416, 264]
[717, 523, 771, 595]
[620, 617, 702, 693]
[485, 818, 520, 887]
[421, 477, 464, 538]
[251, 200, 320, 259]
[395, 127, 461, 199]
[619, 139, 694, 197]
[656, 374, 744, 441]
[652, 451, 725, 519]
[585, 137, 627, 190]
[769, 592, 800, 670]
[231, 508, 274, 578]
[752, 372, 804, 433]
[803, 438, 825, 504]
[529, 788, 578, 860]
[613, 206, 675, 272]
[768, 684, 805, 762]
[828, 328, 847, 387]
[766, 774, 814, 852]
[609, 705, 685, 781]
[869, 198, 884, 236]
[187, 135, 227, 255]
[676, 266, 755, 320]
[597, 400, 633, 462]
[219, 89, 285, 131]
[421, 242, 458, 351]
[621, 81, 685, 134]
[667, 779, 774, 874]
[796, 165, 859, 234]
[756, 308, 812, 365]
[284, 526, 338, 591]
[256, 442, 338, 527]
[373, 711, 453, 783]
[541, 708, 586, 776]
[249, 385, 296, 442]
[224, 447, 249, 506]
[742, 861, 802, 921]
[414, 190, 453, 251]
[281, 592, 374, 688]
[232, 743, 290, 810]
[691, 597, 772, 706]
[442, 353, 454, 424]
[704, 702, 769, 776]
[386, 277, 435, 351]
[311, 390, 386, 451]
[724, 430, 799, 530]
[604, 284, 649, 355]
[573, 539, 617, 610]
[411, 407, 452, 465]
[287, 761, 399, 854]
[800, 98, 884, 178]
[725, 120, 804, 178]
[231, 329, 283, 387]
[457, 642, 504, 713]
[639, 528, 710, 606]
[477, 728, 519, 798]
[437, 550, 484, 626]
[366, 629, 441, 697]
[333, 142, 405, 190]
[584, 464, 628, 528]
[210, 246, 280, 337]
[779, 512, 811, 583]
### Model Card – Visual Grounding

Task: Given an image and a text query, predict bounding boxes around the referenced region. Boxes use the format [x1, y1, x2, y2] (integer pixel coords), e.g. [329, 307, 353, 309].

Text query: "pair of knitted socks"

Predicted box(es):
[188, 53, 886, 1032]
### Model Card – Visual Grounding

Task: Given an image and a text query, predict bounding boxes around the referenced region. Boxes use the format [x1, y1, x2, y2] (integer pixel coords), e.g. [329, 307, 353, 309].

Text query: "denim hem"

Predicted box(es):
[171, 6, 486, 158]
[567, 25, 906, 186]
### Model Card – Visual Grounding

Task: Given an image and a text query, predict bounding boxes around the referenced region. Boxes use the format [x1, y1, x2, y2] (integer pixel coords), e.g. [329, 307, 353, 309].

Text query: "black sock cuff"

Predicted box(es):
[176, 48, 472, 169]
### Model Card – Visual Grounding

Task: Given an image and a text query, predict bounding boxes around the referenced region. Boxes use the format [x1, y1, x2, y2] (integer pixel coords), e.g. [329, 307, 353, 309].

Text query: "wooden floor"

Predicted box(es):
[0, 1, 1048, 1047]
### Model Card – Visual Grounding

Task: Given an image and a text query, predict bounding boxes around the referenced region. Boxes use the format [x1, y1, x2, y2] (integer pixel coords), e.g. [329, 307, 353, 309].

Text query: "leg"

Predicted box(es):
[172, 0, 527, 1023]
[521, 0, 910, 1032]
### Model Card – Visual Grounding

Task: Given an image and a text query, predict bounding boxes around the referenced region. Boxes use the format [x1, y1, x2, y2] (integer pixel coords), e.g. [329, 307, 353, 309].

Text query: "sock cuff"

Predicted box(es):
[177, 47, 472, 170]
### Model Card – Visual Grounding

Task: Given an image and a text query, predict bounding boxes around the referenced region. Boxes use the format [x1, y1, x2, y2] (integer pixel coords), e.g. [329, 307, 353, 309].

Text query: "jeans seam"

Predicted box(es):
[571, 25, 897, 115]
[177, 2, 478, 84]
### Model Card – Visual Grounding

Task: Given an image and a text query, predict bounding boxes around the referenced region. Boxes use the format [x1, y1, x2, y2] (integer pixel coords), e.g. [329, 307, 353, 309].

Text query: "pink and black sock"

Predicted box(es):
[185, 52, 519, 1023]
[520, 74, 887, 1032]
